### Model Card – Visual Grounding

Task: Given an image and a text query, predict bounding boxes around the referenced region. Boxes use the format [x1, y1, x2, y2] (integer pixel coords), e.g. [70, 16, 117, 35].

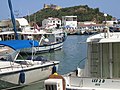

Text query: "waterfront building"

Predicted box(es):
[77, 22, 104, 34]
[42, 17, 61, 29]
[62, 16, 77, 29]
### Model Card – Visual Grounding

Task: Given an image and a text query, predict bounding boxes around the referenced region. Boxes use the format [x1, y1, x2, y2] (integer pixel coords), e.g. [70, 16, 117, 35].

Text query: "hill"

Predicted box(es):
[24, 5, 112, 26]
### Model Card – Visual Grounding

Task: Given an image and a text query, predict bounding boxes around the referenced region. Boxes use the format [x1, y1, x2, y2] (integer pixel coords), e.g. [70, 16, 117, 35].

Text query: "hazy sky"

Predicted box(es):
[0, 0, 119, 20]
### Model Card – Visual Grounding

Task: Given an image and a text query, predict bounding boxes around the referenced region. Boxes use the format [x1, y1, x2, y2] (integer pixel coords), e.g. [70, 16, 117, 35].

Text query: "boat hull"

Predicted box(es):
[21, 42, 63, 53]
[65, 76, 120, 90]
[0, 62, 59, 85]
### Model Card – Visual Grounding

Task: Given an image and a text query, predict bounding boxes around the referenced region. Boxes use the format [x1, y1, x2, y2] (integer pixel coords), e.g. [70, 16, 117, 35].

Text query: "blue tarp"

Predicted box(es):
[0, 40, 39, 50]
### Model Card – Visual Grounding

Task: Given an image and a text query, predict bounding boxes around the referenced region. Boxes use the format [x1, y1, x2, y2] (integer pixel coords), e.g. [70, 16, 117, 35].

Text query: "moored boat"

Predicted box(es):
[0, 40, 59, 89]
[20, 27, 67, 53]
[44, 26, 120, 90]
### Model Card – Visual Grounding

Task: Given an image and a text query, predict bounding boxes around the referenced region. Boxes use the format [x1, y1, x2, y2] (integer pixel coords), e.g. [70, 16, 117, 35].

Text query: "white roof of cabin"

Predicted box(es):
[16, 18, 29, 26]
[87, 32, 120, 43]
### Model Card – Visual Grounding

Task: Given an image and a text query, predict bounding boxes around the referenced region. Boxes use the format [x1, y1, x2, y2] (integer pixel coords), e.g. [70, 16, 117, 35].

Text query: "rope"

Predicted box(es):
[77, 57, 87, 67]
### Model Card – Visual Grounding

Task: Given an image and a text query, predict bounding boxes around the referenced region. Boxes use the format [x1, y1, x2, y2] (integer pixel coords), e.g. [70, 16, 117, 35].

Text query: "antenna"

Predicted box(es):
[28, 10, 30, 23]
[104, 13, 110, 38]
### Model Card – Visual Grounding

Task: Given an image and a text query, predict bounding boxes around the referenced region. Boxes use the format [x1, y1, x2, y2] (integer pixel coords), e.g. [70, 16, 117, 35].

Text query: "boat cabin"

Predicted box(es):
[86, 32, 120, 78]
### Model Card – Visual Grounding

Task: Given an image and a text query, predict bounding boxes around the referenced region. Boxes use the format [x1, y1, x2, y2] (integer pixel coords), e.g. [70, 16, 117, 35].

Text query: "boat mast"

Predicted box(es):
[8, 0, 19, 40]
[104, 13, 110, 38]
[104, 13, 112, 78]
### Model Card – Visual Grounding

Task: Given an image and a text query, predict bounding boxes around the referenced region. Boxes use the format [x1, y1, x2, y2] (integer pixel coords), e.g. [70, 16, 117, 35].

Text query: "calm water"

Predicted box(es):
[13, 35, 89, 90]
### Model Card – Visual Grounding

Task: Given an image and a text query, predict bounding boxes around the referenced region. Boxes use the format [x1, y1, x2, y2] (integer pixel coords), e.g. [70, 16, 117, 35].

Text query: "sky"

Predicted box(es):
[0, 0, 119, 20]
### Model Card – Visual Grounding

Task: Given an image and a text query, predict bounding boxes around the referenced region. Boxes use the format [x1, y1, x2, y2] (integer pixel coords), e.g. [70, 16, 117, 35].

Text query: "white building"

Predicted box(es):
[62, 16, 77, 29]
[42, 17, 61, 29]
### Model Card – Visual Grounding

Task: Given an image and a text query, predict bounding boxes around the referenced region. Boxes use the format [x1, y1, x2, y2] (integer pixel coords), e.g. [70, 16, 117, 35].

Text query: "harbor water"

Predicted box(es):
[12, 35, 89, 90]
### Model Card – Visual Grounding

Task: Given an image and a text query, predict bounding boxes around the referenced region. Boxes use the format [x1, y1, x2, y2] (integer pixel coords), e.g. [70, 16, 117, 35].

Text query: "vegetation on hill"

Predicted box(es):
[24, 5, 112, 26]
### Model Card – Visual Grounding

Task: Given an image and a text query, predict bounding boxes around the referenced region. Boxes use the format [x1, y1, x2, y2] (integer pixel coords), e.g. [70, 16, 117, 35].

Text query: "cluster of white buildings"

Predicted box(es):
[0, 15, 119, 34]
[41, 16, 104, 34]
[77, 22, 104, 33]
[42, 16, 78, 30]
[42, 16, 118, 32]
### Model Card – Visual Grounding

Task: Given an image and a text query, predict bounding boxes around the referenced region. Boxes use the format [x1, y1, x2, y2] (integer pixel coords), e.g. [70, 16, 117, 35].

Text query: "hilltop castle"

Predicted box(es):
[43, 4, 62, 10]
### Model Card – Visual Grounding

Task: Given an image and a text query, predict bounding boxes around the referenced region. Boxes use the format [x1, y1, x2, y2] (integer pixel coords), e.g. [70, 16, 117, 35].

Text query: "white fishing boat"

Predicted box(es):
[44, 26, 120, 90]
[0, 40, 59, 89]
[19, 27, 67, 53]
[0, 19, 67, 53]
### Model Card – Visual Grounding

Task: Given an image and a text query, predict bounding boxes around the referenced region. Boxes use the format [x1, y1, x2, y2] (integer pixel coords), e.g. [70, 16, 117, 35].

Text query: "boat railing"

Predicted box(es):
[0, 27, 13, 32]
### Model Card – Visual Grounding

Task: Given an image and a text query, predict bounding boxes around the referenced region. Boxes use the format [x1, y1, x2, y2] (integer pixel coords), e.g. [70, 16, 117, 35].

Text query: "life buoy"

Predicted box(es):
[19, 70, 25, 84]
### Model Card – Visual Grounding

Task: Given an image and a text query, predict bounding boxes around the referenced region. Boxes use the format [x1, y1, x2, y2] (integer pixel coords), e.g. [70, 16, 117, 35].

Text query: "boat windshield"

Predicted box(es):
[0, 45, 18, 61]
